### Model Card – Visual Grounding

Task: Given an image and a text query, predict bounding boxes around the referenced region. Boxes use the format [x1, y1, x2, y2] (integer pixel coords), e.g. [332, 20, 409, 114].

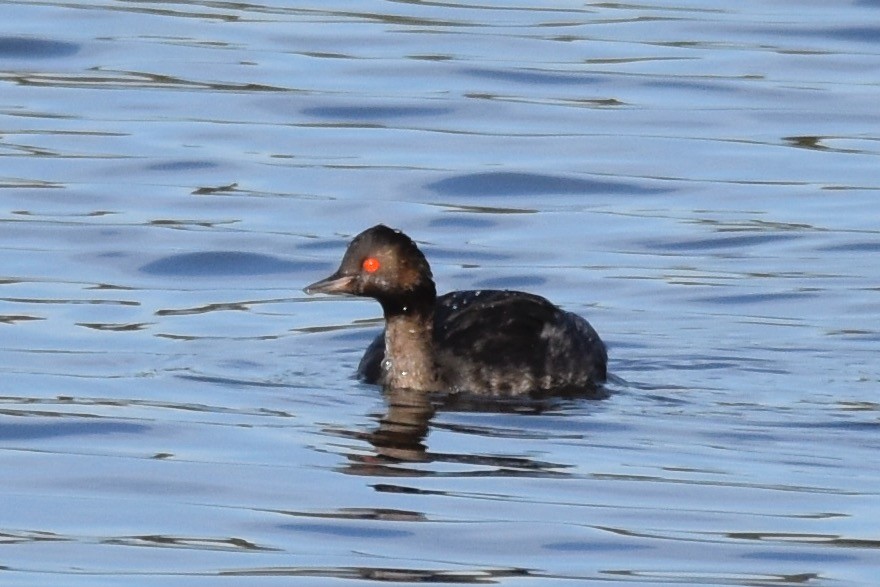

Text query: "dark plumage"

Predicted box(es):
[305, 225, 607, 396]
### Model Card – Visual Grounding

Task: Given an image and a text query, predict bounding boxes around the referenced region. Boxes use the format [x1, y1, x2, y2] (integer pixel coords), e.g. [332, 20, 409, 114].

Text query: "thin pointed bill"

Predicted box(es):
[303, 271, 356, 295]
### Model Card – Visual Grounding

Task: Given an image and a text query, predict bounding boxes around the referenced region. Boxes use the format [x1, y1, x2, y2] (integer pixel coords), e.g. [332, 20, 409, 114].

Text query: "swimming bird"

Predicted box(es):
[305, 225, 606, 396]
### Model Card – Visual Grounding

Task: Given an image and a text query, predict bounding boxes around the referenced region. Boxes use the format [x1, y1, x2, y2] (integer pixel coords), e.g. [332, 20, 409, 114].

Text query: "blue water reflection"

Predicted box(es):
[0, 36, 79, 58]
[427, 172, 669, 196]
[141, 252, 320, 276]
[0, 420, 149, 440]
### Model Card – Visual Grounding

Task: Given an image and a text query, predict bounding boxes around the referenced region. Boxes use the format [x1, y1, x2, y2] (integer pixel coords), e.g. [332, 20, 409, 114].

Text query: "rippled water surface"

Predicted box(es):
[2, 1, 879, 585]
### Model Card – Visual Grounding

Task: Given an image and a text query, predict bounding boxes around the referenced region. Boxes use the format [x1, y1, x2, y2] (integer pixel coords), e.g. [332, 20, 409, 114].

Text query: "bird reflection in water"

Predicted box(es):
[335, 387, 593, 478]
[368, 387, 435, 463]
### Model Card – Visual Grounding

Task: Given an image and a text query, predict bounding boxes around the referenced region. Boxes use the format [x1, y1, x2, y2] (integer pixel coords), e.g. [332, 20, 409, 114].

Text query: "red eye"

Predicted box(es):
[362, 257, 380, 273]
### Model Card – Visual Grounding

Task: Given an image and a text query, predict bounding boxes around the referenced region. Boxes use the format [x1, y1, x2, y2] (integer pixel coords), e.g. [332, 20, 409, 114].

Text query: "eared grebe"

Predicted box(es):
[305, 225, 607, 396]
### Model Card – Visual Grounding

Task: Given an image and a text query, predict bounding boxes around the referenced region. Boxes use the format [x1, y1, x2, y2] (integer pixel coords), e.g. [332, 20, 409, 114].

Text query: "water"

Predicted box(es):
[1, 1, 879, 585]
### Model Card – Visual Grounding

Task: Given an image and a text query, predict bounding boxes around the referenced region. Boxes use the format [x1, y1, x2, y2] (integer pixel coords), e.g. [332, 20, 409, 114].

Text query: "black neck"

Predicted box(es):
[378, 284, 436, 319]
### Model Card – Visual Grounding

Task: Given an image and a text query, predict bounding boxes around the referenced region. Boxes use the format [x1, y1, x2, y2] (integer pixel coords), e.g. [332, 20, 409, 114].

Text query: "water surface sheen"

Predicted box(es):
[1, 1, 879, 586]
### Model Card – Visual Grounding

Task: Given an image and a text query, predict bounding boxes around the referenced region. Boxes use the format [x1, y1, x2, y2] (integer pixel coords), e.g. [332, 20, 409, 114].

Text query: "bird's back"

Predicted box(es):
[358, 289, 606, 396]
